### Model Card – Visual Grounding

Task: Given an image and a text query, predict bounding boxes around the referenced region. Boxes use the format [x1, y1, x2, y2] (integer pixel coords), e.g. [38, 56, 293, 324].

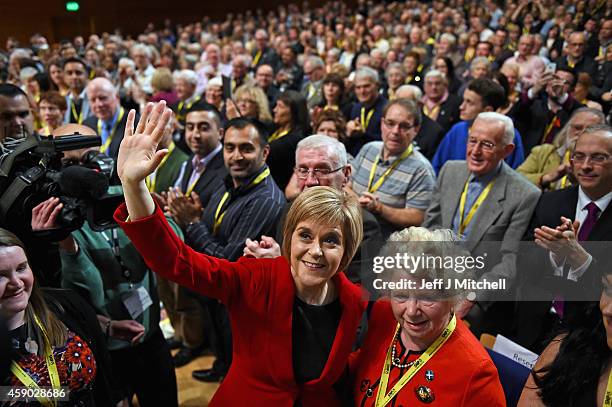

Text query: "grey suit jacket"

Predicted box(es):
[423, 160, 541, 300]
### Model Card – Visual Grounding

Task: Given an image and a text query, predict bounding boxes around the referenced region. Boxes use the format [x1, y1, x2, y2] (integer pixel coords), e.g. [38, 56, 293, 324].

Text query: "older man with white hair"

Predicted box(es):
[346, 67, 387, 155]
[423, 112, 541, 338]
[131, 43, 155, 95]
[171, 69, 201, 124]
[83, 77, 135, 167]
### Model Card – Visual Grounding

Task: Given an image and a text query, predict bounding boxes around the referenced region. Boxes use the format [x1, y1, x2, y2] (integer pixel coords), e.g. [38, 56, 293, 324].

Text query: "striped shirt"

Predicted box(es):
[351, 141, 436, 211]
[185, 165, 286, 261]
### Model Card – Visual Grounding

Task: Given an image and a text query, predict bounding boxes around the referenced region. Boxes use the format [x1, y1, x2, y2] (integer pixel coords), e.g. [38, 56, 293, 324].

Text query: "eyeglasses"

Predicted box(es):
[467, 137, 497, 152]
[294, 166, 345, 179]
[382, 118, 416, 133]
[571, 152, 611, 165]
[0, 111, 31, 121]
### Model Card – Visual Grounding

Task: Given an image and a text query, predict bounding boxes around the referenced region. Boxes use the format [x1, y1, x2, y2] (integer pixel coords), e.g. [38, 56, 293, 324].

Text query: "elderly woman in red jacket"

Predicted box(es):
[113, 101, 366, 406]
[351, 227, 505, 406]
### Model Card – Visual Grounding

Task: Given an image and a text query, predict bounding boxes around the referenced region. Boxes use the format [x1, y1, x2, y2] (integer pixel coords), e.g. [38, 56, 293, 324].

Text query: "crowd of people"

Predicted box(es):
[0, 0, 611, 405]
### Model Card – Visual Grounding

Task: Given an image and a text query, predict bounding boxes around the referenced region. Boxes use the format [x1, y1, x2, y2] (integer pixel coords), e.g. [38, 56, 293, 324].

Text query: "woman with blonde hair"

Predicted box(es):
[113, 101, 368, 406]
[227, 84, 273, 123]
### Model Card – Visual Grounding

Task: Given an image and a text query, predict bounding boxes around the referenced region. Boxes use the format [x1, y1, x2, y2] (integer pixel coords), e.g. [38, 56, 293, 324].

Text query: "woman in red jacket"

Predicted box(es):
[113, 101, 366, 406]
[351, 227, 506, 407]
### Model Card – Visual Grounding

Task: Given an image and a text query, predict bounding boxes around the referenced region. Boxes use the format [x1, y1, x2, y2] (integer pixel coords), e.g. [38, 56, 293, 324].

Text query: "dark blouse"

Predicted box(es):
[292, 297, 341, 384]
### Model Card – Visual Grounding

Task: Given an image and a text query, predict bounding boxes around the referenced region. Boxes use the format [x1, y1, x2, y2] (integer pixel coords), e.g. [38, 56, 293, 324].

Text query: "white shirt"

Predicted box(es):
[550, 187, 612, 281]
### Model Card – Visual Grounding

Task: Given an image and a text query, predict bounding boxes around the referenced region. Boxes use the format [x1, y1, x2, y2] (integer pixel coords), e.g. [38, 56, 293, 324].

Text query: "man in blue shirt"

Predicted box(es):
[432, 78, 525, 174]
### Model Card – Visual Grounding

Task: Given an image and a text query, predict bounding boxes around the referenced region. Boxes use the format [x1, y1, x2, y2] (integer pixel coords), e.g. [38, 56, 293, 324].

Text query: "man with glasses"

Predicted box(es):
[423, 112, 541, 338]
[517, 124, 612, 349]
[556, 31, 597, 78]
[245, 134, 383, 283]
[255, 64, 280, 109]
[515, 66, 584, 154]
[350, 99, 435, 238]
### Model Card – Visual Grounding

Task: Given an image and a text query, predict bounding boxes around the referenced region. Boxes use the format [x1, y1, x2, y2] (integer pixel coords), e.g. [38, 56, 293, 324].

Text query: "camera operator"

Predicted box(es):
[31, 123, 179, 406]
[0, 83, 63, 287]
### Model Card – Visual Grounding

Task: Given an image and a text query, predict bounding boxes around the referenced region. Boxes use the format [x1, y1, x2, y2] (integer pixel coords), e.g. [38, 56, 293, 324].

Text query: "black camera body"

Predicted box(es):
[0, 133, 123, 236]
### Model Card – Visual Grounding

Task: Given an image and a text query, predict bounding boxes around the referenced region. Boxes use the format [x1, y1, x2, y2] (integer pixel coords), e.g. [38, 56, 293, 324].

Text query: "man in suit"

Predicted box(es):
[556, 32, 597, 78]
[423, 112, 541, 337]
[166, 103, 227, 211]
[516, 124, 612, 350]
[346, 67, 388, 156]
[155, 104, 227, 367]
[83, 77, 131, 183]
[251, 29, 280, 72]
[63, 57, 90, 124]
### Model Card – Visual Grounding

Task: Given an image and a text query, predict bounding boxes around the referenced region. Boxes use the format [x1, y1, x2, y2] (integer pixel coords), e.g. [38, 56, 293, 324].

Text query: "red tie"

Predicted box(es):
[577, 202, 600, 241]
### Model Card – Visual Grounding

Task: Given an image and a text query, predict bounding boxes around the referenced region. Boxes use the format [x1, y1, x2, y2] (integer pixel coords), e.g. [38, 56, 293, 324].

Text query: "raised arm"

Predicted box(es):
[117, 102, 174, 220]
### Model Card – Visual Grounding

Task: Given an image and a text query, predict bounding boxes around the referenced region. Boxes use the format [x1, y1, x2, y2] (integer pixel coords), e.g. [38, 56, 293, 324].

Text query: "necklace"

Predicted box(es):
[390, 332, 415, 369]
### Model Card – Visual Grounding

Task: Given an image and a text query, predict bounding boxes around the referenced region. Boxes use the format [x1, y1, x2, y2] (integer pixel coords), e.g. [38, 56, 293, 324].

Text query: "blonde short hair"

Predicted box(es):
[151, 67, 174, 92]
[234, 84, 273, 122]
[282, 186, 363, 274]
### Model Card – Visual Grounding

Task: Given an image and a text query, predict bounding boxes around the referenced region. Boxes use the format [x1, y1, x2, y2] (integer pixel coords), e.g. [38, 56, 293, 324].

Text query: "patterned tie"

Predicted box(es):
[577, 202, 601, 241]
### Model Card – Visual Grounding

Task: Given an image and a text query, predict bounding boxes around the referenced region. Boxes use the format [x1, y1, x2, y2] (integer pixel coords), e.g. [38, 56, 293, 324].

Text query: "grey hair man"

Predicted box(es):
[423, 111, 541, 338]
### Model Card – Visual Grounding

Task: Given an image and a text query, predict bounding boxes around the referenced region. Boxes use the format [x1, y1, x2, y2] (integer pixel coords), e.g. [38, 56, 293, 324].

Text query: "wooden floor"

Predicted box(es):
[173, 352, 220, 406]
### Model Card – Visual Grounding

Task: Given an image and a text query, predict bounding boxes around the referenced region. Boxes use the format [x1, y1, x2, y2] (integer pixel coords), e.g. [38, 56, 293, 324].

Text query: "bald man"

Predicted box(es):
[83, 78, 135, 163]
[83, 78, 138, 183]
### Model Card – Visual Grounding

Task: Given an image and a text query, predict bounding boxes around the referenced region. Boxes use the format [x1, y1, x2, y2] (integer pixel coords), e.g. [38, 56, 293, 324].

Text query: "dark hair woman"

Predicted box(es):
[0, 228, 119, 406]
[269, 90, 310, 190]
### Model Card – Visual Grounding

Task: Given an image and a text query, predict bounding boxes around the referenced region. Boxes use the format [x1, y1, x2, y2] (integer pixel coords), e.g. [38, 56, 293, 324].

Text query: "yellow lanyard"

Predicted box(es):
[252, 50, 262, 67]
[177, 96, 201, 121]
[41, 125, 52, 136]
[268, 129, 290, 142]
[541, 116, 560, 144]
[423, 104, 441, 120]
[360, 107, 375, 131]
[367, 145, 414, 193]
[213, 167, 270, 234]
[146, 142, 175, 192]
[560, 149, 571, 189]
[10, 314, 61, 407]
[186, 163, 204, 196]
[375, 315, 456, 407]
[70, 100, 84, 124]
[458, 178, 495, 234]
[97, 108, 125, 154]
[604, 367, 612, 407]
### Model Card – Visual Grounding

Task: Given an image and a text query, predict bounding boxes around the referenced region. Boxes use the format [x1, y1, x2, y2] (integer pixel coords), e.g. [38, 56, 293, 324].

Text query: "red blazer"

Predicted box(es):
[115, 204, 367, 406]
[350, 300, 505, 407]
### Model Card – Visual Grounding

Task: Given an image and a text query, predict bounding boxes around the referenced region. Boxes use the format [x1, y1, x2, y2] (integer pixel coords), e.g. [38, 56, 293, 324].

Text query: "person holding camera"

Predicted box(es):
[514, 66, 584, 155]
[31, 124, 179, 407]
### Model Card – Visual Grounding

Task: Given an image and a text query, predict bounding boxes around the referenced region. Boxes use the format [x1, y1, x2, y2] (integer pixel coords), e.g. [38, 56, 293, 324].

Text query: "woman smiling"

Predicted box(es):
[113, 101, 366, 406]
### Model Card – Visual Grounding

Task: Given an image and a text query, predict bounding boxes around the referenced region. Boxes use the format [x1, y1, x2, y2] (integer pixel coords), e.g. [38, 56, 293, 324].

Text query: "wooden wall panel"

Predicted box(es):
[1, 0, 320, 47]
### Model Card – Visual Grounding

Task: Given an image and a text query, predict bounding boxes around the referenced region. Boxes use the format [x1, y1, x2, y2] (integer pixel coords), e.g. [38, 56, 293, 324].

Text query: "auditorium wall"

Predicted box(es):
[0, 0, 330, 47]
